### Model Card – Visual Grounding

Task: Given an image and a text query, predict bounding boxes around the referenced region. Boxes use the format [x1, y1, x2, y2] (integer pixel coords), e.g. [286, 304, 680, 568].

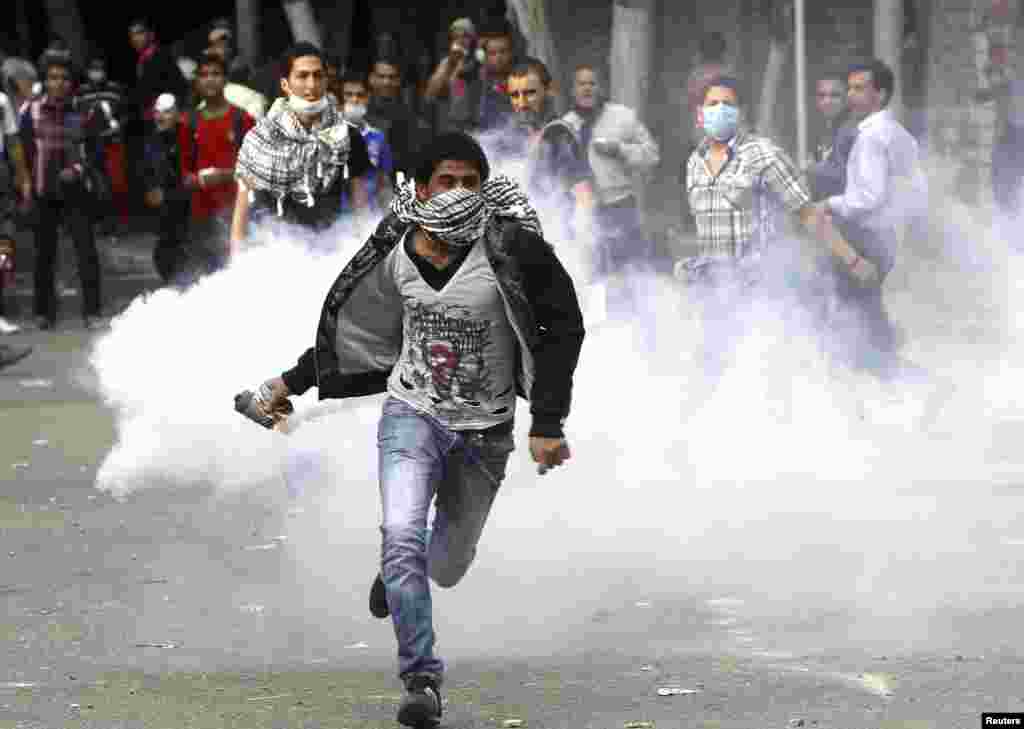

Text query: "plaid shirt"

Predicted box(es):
[686, 131, 810, 260]
[20, 96, 85, 198]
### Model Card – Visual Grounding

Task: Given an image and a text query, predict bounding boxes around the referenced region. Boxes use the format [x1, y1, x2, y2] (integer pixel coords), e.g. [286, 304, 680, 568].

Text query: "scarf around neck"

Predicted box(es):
[235, 96, 352, 214]
[390, 174, 542, 247]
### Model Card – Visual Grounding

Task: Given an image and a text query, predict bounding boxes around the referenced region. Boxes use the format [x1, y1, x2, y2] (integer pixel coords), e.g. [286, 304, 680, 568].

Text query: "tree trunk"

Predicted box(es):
[506, 0, 561, 105]
[874, 0, 904, 119]
[609, 0, 655, 116]
[236, 0, 261, 67]
[757, 39, 789, 140]
[42, 0, 89, 64]
[756, 1, 793, 141]
[281, 0, 322, 48]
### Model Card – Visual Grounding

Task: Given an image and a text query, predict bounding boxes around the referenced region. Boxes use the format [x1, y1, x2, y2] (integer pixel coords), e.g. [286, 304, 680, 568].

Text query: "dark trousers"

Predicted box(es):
[152, 200, 190, 285]
[33, 195, 101, 321]
[593, 196, 655, 318]
[827, 268, 900, 380]
[592, 196, 659, 350]
[593, 196, 652, 275]
[993, 124, 1024, 214]
[154, 211, 228, 288]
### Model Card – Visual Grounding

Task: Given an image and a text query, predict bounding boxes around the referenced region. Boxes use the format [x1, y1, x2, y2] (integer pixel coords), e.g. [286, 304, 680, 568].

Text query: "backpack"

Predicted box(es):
[185, 106, 244, 175]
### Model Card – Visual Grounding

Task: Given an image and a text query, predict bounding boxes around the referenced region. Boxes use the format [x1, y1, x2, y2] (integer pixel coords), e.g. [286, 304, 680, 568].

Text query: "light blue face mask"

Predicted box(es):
[703, 102, 739, 142]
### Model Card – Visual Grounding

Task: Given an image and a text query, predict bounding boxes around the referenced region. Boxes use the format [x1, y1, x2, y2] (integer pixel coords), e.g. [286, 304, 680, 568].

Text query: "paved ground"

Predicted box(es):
[1, 227, 1024, 728]
[2, 325, 1023, 729]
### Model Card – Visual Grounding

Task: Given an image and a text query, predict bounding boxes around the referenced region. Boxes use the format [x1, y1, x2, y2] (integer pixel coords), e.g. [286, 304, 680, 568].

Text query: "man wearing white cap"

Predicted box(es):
[142, 93, 191, 283]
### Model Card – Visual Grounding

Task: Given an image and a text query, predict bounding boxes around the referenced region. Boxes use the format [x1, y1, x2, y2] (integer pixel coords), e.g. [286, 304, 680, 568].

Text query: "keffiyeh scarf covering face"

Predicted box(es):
[235, 96, 351, 214]
[389, 174, 542, 247]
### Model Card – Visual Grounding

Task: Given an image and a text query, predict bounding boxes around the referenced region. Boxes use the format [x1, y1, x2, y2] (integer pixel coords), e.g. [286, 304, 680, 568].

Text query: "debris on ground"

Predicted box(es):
[32, 439, 49, 447]
[240, 604, 266, 614]
[135, 641, 180, 649]
[12, 463, 29, 470]
[503, 720, 525, 728]
[788, 719, 806, 728]
[858, 672, 894, 697]
[244, 543, 280, 551]
[635, 600, 652, 608]
[18, 379, 54, 389]
[624, 722, 655, 729]
[656, 687, 700, 697]
[346, 641, 369, 649]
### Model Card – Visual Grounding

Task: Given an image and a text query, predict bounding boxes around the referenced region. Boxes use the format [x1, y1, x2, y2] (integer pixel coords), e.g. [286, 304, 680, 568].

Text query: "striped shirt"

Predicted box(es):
[20, 96, 85, 198]
[686, 131, 810, 260]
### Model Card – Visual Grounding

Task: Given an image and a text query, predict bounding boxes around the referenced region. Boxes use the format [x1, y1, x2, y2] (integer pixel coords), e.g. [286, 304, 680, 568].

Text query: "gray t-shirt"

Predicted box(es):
[387, 232, 518, 430]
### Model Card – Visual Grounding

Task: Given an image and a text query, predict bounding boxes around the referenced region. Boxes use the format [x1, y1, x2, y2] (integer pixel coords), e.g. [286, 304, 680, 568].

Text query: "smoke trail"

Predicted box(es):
[86, 143, 1024, 660]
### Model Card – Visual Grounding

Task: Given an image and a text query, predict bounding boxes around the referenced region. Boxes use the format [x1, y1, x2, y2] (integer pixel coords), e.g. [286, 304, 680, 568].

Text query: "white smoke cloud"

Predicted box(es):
[85, 144, 1024, 661]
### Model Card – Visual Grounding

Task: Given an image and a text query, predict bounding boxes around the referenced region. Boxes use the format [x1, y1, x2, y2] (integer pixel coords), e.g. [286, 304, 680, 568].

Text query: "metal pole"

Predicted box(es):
[794, 0, 808, 169]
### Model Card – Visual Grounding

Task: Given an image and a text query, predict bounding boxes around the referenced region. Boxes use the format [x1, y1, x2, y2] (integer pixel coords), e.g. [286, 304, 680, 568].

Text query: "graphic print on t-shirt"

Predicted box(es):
[398, 300, 497, 413]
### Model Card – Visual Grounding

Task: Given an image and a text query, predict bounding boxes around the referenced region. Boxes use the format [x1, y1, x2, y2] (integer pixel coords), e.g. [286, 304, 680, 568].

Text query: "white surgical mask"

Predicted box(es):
[343, 102, 367, 124]
[288, 94, 329, 115]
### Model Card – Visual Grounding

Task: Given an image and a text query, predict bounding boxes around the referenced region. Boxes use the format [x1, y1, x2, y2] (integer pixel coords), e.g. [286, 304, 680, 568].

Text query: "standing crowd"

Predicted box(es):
[0, 15, 994, 729]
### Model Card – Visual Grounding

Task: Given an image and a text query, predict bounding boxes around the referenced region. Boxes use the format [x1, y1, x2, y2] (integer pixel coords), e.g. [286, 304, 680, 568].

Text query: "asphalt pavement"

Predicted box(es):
[1, 230, 1023, 728]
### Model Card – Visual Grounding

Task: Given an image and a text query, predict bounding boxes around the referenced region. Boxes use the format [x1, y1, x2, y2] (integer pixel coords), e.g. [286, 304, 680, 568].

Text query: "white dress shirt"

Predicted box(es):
[827, 108, 927, 235]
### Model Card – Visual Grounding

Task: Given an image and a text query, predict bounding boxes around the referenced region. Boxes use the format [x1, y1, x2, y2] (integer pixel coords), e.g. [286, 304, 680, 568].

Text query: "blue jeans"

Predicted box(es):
[376, 397, 515, 685]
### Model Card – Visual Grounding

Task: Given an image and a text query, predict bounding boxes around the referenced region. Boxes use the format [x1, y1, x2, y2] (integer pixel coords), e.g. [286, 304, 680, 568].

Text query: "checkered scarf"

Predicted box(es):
[235, 96, 352, 214]
[390, 174, 542, 247]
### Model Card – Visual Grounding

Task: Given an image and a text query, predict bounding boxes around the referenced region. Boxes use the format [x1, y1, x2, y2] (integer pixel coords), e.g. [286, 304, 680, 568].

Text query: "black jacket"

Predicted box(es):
[281, 213, 585, 438]
[133, 47, 188, 119]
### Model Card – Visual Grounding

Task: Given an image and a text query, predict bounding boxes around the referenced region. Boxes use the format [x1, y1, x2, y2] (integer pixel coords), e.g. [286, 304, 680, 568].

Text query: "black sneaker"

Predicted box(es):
[397, 674, 442, 728]
[369, 573, 389, 619]
[0, 344, 33, 371]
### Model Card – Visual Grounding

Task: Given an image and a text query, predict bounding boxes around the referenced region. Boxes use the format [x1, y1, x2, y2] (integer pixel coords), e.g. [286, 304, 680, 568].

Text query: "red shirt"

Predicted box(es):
[178, 105, 254, 221]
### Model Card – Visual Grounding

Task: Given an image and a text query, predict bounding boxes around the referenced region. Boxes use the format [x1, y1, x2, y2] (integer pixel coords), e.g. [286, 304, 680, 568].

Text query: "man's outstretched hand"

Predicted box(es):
[257, 377, 293, 421]
[530, 436, 571, 475]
